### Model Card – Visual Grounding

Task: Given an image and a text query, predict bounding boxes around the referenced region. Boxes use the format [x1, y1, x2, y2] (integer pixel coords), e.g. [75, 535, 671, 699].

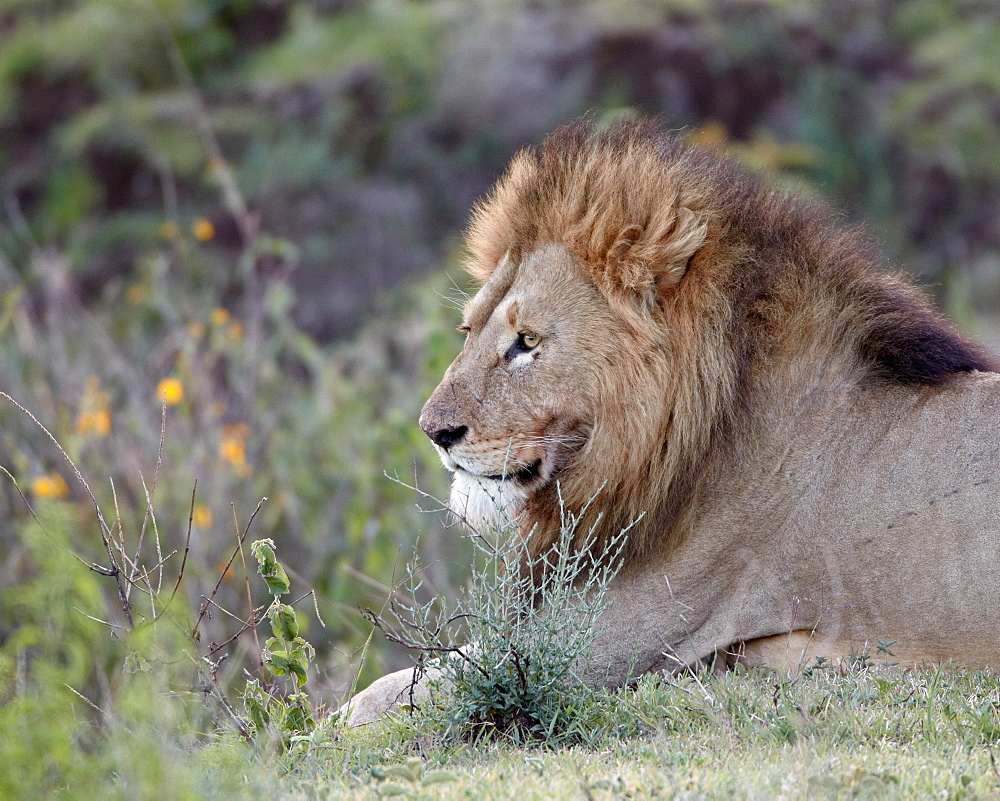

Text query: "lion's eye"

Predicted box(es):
[457, 325, 471, 336]
[520, 332, 541, 349]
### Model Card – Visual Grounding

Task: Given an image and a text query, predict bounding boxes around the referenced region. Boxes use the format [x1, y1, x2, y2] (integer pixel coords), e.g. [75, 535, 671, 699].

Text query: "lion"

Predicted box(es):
[342, 118, 1000, 725]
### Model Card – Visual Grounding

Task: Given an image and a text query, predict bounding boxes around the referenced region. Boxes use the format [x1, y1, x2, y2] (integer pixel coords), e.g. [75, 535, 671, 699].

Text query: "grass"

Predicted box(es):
[304, 665, 1000, 798]
[10, 654, 996, 798]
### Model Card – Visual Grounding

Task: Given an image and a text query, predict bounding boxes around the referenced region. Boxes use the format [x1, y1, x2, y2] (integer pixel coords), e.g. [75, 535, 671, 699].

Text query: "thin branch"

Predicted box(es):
[73, 608, 128, 631]
[232, 504, 264, 679]
[157, 480, 196, 620]
[140, 472, 165, 594]
[289, 589, 326, 629]
[206, 606, 269, 657]
[384, 469, 497, 556]
[193, 661, 252, 742]
[133, 397, 167, 589]
[364, 606, 490, 679]
[192, 497, 267, 640]
[64, 683, 114, 722]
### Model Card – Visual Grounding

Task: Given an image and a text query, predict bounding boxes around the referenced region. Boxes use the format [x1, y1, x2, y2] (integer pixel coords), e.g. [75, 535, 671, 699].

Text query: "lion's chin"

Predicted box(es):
[448, 469, 530, 534]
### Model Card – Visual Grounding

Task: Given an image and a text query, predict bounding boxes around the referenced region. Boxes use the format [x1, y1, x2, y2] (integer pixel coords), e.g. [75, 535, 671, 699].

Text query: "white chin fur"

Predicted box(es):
[449, 470, 528, 534]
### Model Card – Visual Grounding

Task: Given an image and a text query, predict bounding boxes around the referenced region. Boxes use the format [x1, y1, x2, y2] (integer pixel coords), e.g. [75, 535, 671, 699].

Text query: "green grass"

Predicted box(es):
[8, 648, 998, 799]
[314, 666, 1000, 799]
[14, 663, 993, 799]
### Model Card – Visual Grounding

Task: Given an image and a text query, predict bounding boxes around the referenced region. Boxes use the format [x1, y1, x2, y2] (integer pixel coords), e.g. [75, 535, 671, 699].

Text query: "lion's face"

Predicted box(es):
[420, 244, 621, 530]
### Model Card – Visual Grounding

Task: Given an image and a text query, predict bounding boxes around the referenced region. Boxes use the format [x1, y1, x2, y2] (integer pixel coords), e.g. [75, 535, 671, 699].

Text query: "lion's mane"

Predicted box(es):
[462, 119, 995, 561]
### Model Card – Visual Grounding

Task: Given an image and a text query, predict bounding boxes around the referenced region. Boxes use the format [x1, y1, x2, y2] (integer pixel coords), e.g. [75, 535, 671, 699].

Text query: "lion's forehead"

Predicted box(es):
[464, 244, 601, 334]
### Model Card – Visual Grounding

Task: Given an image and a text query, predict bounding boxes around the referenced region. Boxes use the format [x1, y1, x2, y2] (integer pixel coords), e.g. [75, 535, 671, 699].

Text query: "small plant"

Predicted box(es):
[368, 485, 633, 744]
[241, 538, 324, 753]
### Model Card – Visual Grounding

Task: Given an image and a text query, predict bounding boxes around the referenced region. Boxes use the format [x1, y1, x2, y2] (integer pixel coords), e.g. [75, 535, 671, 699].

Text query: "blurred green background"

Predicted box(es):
[1, 0, 999, 777]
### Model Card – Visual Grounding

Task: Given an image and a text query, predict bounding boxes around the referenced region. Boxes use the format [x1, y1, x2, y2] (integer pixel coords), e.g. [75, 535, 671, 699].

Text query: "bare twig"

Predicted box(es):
[194, 660, 252, 742]
[158, 480, 196, 619]
[138, 472, 165, 595]
[73, 608, 128, 631]
[290, 589, 326, 629]
[231, 503, 264, 678]
[384, 470, 497, 556]
[206, 606, 270, 657]
[192, 497, 267, 640]
[64, 683, 114, 722]
[132, 399, 166, 590]
[364, 606, 490, 679]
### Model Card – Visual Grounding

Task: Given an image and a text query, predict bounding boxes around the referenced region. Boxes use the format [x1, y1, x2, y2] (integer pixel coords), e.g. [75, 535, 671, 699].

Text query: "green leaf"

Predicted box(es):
[262, 563, 290, 596]
[266, 652, 292, 676]
[251, 539, 291, 596]
[269, 604, 299, 641]
[421, 770, 458, 786]
[251, 539, 277, 573]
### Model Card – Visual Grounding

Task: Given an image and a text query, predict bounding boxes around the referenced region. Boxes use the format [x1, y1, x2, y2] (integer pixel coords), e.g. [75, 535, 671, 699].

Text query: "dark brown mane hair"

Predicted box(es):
[463, 118, 996, 559]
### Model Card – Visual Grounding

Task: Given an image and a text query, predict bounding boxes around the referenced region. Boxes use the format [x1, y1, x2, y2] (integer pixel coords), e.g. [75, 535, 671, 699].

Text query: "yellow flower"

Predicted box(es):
[219, 423, 250, 475]
[156, 377, 184, 406]
[33, 473, 69, 500]
[226, 321, 244, 340]
[219, 437, 246, 466]
[76, 410, 111, 437]
[76, 376, 112, 437]
[192, 218, 215, 242]
[209, 307, 230, 326]
[192, 504, 212, 529]
[159, 220, 180, 240]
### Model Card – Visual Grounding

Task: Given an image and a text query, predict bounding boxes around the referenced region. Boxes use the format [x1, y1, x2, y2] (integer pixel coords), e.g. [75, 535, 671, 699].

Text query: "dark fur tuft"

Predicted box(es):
[862, 295, 998, 384]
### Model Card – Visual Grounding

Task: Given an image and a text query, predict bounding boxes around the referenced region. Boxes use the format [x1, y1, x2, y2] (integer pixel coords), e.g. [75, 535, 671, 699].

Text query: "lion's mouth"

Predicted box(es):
[446, 456, 544, 485]
[481, 459, 543, 484]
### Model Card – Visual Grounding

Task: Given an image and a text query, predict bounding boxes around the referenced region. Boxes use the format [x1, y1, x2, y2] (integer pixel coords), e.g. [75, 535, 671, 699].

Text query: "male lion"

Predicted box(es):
[344, 119, 1000, 725]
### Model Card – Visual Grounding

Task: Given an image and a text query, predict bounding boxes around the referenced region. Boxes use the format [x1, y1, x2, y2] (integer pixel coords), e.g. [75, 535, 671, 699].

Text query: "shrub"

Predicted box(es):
[368, 484, 633, 744]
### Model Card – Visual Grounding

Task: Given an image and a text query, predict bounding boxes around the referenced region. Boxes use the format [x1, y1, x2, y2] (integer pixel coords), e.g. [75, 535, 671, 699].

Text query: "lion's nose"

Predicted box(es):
[426, 424, 468, 450]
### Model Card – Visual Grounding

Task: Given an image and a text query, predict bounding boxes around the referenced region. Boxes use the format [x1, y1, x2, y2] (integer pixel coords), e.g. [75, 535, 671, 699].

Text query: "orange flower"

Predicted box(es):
[156, 377, 184, 406]
[209, 307, 230, 326]
[76, 410, 111, 437]
[33, 473, 69, 500]
[214, 557, 236, 583]
[219, 423, 250, 475]
[192, 218, 215, 242]
[192, 504, 212, 529]
[226, 321, 244, 340]
[76, 376, 112, 437]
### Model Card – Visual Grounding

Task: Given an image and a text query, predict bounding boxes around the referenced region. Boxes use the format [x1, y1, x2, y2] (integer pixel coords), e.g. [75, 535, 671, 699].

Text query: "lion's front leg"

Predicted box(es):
[338, 666, 438, 726]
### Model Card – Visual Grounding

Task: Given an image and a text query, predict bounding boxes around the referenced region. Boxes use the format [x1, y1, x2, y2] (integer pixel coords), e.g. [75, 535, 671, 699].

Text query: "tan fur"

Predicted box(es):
[344, 120, 1000, 725]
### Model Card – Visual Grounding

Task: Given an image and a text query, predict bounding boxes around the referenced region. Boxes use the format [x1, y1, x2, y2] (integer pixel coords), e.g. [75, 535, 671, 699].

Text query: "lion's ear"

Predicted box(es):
[612, 208, 707, 308]
[650, 207, 707, 290]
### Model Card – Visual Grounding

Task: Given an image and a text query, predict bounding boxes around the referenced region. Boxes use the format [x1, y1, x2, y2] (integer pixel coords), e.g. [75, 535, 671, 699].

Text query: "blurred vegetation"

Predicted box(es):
[0, 0, 999, 793]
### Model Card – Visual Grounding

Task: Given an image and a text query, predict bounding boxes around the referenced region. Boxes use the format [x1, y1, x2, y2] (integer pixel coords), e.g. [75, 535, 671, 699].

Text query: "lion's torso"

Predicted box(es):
[593, 371, 1000, 679]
